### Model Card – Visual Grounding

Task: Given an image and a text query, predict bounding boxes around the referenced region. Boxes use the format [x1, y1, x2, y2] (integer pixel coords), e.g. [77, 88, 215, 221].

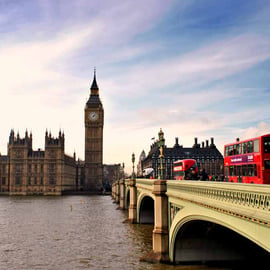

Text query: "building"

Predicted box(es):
[137, 150, 146, 177]
[84, 70, 104, 192]
[0, 70, 105, 195]
[0, 130, 76, 195]
[139, 129, 224, 179]
[103, 163, 125, 191]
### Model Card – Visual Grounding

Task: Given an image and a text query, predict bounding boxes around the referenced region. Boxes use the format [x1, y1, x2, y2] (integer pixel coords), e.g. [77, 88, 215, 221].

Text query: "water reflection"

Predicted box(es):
[0, 196, 233, 270]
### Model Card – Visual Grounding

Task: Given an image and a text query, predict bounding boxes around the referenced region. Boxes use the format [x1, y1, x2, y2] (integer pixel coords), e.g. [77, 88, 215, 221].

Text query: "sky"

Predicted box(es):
[1, 0, 270, 174]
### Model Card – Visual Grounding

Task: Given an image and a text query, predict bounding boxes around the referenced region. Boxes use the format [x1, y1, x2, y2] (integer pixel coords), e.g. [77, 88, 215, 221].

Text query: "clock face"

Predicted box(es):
[89, 112, 98, 121]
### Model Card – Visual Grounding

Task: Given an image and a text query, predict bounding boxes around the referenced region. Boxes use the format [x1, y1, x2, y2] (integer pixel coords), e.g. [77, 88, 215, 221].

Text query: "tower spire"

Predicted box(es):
[90, 67, 99, 93]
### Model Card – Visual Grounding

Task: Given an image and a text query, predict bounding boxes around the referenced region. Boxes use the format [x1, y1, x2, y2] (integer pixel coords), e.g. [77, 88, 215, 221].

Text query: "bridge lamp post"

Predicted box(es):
[157, 128, 165, 180]
[132, 153, 136, 179]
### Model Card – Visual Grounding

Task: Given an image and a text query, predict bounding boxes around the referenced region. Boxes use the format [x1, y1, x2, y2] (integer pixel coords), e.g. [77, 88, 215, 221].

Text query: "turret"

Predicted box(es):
[9, 129, 15, 144]
[9, 129, 32, 148]
[45, 130, 65, 149]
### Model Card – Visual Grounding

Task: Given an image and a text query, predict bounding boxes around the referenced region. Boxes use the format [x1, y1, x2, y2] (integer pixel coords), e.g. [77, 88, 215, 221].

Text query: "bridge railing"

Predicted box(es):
[167, 181, 270, 226]
[112, 178, 270, 263]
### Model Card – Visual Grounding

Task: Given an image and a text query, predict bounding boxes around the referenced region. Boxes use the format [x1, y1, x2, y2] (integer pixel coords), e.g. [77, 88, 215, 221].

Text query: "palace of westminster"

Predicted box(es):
[0, 72, 109, 195]
[0, 72, 224, 195]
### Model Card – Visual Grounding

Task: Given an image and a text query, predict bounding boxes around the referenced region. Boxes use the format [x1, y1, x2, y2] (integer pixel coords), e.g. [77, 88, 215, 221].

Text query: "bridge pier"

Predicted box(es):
[128, 178, 137, 223]
[115, 180, 120, 204]
[141, 180, 169, 263]
[119, 179, 125, 209]
[111, 182, 116, 200]
[112, 181, 120, 203]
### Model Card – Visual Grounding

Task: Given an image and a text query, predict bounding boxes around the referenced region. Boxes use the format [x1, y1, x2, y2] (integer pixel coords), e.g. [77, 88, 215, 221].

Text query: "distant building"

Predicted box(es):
[137, 150, 146, 177]
[103, 163, 124, 190]
[0, 130, 76, 195]
[139, 130, 224, 179]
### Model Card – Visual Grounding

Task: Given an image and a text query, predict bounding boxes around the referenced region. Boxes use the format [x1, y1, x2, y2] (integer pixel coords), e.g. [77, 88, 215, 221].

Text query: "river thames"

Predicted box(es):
[0, 195, 233, 270]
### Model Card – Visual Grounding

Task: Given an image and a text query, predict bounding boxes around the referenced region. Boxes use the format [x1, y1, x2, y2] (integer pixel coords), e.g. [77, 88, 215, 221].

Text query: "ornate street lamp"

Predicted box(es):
[131, 153, 135, 179]
[157, 128, 165, 180]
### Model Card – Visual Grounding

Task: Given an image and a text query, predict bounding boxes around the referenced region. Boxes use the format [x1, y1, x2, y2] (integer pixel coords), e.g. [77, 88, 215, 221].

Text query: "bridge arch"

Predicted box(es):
[125, 187, 130, 210]
[170, 210, 270, 264]
[137, 193, 155, 224]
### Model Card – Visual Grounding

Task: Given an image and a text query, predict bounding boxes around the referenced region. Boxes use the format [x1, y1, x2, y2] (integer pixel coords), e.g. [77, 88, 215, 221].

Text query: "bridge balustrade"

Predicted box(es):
[112, 179, 270, 264]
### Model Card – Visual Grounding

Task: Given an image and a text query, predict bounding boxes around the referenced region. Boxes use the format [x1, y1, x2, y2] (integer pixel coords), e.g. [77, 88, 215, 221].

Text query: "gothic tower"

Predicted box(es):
[84, 70, 104, 192]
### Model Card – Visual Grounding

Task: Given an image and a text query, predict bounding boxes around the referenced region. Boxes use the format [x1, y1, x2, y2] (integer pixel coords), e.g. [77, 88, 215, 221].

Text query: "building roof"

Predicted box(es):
[86, 95, 102, 106]
[28, 150, 45, 158]
[86, 70, 102, 107]
[144, 137, 223, 161]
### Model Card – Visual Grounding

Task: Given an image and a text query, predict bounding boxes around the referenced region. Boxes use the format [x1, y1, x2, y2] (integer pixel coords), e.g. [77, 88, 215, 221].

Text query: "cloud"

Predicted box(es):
[240, 122, 270, 139]
[103, 33, 270, 98]
[0, 24, 100, 93]
[1, 1, 270, 175]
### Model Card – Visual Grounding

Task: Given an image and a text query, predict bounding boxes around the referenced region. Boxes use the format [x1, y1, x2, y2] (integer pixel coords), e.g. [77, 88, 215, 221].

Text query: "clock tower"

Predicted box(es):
[84, 70, 104, 192]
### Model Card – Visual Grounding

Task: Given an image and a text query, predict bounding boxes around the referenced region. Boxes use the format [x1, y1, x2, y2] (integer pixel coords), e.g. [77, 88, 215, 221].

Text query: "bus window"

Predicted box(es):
[247, 141, 253, 153]
[264, 137, 270, 153]
[254, 139, 259, 153]
[236, 144, 241, 155]
[229, 166, 234, 176]
[254, 164, 257, 176]
[225, 146, 229, 157]
[233, 144, 237, 155]
[242, 142, 247, 154]
[265, 160, 270, 170]
[233, 165, 237, 176]
[229, 145, 234, 156]
[248, 164, 254, 176]
[242, 165, 248, 176]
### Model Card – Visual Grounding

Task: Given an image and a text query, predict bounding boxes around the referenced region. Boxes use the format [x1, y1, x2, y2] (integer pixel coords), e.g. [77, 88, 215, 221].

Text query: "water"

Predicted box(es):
[0, 196, 229, 270]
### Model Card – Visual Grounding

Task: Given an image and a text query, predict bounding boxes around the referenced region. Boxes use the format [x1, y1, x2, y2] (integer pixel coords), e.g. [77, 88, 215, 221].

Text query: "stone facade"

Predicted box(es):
[84, 71, 104, 192]
[0, 130, 76, 195]
[139, 131, 224, 179]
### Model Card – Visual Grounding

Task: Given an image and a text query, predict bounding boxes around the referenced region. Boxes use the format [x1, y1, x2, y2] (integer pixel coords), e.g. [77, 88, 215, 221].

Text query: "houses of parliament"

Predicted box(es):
[0, 72, 104, 195]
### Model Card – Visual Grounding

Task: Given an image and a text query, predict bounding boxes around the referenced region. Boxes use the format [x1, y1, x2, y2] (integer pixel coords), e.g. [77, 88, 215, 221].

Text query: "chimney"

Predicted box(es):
[174, 137, 180, 148]
[206, 140, 209, 148]
[202, 142, 205, 148]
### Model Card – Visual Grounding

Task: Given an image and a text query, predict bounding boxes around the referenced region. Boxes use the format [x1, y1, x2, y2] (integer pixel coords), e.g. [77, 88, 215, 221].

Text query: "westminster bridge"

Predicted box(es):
[112, 179, 270, 264]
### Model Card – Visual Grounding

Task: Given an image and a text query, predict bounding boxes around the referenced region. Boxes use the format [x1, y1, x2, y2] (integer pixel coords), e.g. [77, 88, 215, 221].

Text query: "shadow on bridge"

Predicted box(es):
[139, 196, 154, 224]
[174, 220, 270, 266]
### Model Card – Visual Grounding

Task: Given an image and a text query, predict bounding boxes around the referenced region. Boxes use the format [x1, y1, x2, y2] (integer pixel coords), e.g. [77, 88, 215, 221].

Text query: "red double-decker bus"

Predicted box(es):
[224, 134, 270, 184]
[173, 159, 198, 180]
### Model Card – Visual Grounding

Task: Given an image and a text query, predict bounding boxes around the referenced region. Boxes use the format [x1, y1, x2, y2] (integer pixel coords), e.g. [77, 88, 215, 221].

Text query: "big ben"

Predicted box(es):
[84, 70, 104, 192]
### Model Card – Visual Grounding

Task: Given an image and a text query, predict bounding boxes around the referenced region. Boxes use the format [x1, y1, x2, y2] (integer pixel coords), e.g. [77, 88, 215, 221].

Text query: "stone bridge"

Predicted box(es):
[112, 179, 270, 264]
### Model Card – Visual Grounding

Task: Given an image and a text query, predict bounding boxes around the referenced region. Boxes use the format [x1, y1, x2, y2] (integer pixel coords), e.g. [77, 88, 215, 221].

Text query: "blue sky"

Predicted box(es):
[1, 0, 270, 173]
